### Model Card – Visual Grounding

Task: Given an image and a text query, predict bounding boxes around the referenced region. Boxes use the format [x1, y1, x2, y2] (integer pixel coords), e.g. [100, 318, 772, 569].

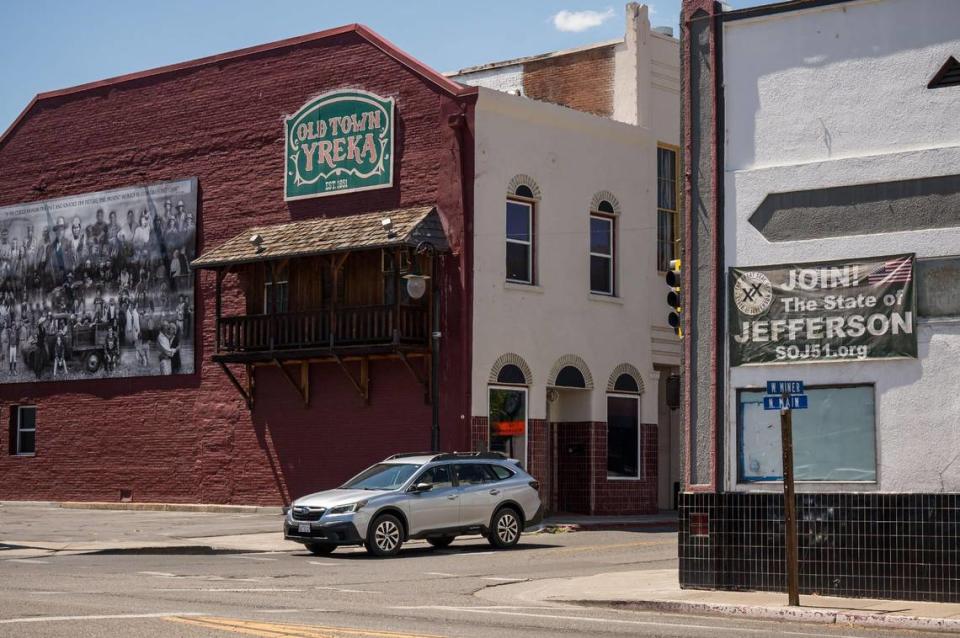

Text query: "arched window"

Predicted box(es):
[607, 364, 642, 479]
[590, 195, 617, 296]
[506, 176, 540, 285]
[554, 365, 587, 389]
[613, 373, 640, 393]
[497, 364, 527, 385]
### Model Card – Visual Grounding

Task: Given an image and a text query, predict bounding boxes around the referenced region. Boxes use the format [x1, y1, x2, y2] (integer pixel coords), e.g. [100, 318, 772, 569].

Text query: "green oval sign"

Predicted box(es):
[285, 89, 395, 200]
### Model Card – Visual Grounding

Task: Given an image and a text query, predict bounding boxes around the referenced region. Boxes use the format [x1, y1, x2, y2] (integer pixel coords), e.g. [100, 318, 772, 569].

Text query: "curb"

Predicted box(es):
[50, 501, 282, 515]
[537, 521, 677, 534]
[574, 599, 960, 634]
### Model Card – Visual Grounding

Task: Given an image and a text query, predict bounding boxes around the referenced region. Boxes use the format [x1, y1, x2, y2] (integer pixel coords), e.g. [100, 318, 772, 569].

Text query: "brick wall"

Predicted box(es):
[470, 415, 658, 516]
[591, 422, 659, 515]
[0, 31, 474, 505]
[522, 45, 616, 117]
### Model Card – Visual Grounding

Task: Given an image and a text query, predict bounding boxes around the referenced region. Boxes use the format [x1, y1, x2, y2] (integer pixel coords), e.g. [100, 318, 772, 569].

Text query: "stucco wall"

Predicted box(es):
[471, 88, 657, 425]
[722, 0, 960, 493]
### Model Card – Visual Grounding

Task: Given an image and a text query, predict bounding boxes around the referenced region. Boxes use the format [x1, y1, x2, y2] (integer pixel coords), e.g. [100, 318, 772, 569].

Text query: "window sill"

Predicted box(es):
[11, 453, 35, 458]
[504, 281, 544, 294]
[607, 475, 644, 481]
[589, 293, 622, 305]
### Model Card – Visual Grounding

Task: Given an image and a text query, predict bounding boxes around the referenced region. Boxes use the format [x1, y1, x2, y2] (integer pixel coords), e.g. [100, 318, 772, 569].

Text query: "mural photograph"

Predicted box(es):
[0, 178, 197, 383]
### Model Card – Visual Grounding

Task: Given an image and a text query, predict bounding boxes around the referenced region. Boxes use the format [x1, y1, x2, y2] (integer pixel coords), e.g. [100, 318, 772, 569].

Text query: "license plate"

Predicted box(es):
[298, 523, 311, 534]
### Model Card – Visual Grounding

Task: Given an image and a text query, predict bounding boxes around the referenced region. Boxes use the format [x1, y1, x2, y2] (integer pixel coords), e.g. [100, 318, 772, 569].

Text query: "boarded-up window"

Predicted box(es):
[917, 257, 960, 318]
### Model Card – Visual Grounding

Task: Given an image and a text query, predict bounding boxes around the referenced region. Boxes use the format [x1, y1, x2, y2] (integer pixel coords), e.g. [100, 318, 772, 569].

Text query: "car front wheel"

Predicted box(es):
[488, 507, 521, 549]
[366, 513, 403, 557]
[306, 542, 336, 556]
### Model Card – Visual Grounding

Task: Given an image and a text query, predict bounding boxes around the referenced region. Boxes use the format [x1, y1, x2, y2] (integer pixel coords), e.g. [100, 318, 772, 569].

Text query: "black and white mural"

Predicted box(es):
[0, 178, 197, 383]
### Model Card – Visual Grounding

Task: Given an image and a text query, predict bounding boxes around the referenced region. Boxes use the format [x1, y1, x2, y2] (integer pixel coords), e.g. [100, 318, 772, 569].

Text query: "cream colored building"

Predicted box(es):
[454, 4, 681, 514]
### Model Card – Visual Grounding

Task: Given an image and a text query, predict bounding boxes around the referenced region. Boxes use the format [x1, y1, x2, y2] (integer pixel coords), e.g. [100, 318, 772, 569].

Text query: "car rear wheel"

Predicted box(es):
[426, 535, 455, 548]
[488, 507, 521, 549]
[306, 542, 336, 556]
[366, 513, 403, 557]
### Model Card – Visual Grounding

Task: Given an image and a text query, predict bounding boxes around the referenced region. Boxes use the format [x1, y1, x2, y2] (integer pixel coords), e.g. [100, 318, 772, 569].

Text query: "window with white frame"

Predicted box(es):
[9, 406, 36, 456]
[590, 200, 615, 295]
[506, 184, 535, 284]
[657, 145, 679, 272]
[263, 280, 289, 313]
[607, 393, 639, 478]
[738, 385, 876, 482]
[489, 386, 527, 467]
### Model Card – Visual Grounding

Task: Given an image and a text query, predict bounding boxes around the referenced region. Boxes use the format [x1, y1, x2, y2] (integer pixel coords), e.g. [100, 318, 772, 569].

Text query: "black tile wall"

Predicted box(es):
[678, 492, 960, 603]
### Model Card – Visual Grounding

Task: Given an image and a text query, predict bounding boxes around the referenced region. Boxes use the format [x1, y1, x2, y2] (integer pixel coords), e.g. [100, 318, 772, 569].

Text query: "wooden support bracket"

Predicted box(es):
[273, 358, 308, 406]
[399, 351, 430, 404]
[300, 362, 310, 407]
[218, 361, 253, 410]
[334, 354, 369, 404]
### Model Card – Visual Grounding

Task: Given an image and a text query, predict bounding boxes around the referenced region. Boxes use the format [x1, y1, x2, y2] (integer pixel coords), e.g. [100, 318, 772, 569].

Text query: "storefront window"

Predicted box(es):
[607, 395, 639, 478]
[738, 385, 876, 482]
[489, 387, 527, 465]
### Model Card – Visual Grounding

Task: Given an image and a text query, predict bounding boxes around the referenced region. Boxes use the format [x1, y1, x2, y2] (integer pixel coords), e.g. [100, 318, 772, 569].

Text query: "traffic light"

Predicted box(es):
[665, 259, 683, 338]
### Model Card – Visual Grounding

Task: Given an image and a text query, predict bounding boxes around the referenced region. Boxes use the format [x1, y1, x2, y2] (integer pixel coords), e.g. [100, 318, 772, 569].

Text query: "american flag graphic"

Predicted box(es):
[866, 255, 913, 286]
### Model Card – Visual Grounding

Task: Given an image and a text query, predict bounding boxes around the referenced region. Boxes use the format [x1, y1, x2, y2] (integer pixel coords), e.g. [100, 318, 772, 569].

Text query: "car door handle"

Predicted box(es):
[489, 489, 500, 496]
[447, 495, 458, 500]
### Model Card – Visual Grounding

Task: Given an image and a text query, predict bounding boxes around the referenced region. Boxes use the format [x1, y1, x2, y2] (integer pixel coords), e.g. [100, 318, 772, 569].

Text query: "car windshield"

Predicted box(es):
[342, 463, 419, 490]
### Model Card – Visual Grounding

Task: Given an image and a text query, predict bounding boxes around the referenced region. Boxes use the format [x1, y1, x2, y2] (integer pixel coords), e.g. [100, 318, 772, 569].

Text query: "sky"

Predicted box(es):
[0, 1, 763, 136]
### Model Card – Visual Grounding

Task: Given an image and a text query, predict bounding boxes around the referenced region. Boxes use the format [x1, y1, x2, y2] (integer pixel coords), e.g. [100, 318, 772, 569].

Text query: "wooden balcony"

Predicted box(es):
[214, 305, 429, 362]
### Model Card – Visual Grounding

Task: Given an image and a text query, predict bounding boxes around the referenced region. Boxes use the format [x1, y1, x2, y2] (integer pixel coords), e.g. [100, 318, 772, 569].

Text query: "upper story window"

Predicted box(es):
[657, 145, 679, 272]
[263, 280, 289, 314]
[504, 176, 540, 285]
[590, 199, 615, 295]
[506, 184, 536, 284]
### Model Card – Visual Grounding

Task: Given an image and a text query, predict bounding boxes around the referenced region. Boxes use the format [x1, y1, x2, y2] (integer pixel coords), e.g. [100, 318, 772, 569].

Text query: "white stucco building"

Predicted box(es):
[451, 4, 683, 513]
[681, 0, 960, 603]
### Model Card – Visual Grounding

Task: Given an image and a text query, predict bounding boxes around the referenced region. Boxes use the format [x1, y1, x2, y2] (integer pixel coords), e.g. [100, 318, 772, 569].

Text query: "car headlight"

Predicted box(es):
[328, 500, 368, 515]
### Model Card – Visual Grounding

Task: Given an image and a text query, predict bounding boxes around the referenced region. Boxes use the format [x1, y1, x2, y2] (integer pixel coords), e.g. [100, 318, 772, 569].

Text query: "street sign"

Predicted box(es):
[766, 380, 804, 395]
[763, 395, 808, 410]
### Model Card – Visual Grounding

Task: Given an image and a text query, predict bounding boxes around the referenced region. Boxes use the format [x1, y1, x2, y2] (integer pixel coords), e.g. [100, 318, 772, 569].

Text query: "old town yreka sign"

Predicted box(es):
[729, 254, 917, 366]
[285, 89, 395, 201]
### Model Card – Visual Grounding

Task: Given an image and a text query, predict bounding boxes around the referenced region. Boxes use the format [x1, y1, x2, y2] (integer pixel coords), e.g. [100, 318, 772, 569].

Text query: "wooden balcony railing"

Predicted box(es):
[217, 305, 429, 354]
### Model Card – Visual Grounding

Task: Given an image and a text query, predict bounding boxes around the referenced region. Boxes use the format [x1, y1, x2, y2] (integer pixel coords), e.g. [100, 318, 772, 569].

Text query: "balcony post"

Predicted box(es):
[268, 262, 276, 350]
[215, 268, 223, 353]
[328, 252, 350, 348]
[393, 247, 402, 344]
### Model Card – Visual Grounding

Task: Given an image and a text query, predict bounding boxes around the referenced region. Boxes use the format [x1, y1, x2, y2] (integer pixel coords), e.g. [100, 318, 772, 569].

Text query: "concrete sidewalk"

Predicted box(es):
[0, 501, 289, 556]
[478, 568, 960, 634]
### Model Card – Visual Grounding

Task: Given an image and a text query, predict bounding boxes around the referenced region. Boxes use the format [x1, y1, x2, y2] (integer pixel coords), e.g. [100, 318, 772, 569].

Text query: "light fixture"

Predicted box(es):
[402, 242, 434, 300]
[381, 217, 396, 238]
[249, 233, 264, 253]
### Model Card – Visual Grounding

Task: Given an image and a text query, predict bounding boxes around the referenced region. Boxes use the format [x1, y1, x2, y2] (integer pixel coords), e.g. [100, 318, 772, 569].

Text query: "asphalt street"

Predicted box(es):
[0, 525, 934, 638]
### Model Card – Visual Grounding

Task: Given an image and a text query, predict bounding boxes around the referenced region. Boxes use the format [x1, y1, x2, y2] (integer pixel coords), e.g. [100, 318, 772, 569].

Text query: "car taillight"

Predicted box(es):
[529, 480, 540, 491]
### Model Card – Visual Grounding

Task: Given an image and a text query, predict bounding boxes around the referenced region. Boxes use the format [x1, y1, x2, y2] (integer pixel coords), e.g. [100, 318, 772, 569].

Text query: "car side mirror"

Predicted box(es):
[410, 482, 433, 494]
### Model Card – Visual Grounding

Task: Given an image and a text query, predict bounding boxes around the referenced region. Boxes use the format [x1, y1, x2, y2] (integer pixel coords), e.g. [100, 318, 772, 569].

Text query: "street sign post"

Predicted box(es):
[765, 380, 806, 607]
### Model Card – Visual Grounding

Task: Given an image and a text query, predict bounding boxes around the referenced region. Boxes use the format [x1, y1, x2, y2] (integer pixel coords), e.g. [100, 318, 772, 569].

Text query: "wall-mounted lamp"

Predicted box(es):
[249, 233, 264, 254]
[381, 217, 396, 239]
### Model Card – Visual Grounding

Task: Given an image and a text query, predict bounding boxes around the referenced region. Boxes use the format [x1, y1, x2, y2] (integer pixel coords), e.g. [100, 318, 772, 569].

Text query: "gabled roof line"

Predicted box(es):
[0, 23, 476, 151]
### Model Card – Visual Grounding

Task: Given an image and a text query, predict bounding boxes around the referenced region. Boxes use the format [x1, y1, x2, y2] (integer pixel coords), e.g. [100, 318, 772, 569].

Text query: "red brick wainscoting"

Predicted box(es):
[470, 417, 658, 516]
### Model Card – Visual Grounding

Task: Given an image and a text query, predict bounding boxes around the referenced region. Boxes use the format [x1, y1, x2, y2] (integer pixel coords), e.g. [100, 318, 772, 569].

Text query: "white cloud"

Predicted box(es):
[552, 8, 615, 33]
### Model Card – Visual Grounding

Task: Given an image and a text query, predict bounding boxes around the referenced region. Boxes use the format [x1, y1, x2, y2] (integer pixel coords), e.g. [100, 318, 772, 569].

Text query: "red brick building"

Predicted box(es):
[0, 25, 477, 505]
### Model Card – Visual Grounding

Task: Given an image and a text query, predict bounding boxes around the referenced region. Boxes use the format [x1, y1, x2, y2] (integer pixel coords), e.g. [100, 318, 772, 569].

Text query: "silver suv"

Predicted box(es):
[284, 452, 543, 557]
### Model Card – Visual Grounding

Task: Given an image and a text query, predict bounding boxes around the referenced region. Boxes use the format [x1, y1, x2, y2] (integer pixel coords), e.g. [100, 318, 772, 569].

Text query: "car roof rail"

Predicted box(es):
[431, 451, 507, 462]
[385, 452, 436, 460]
